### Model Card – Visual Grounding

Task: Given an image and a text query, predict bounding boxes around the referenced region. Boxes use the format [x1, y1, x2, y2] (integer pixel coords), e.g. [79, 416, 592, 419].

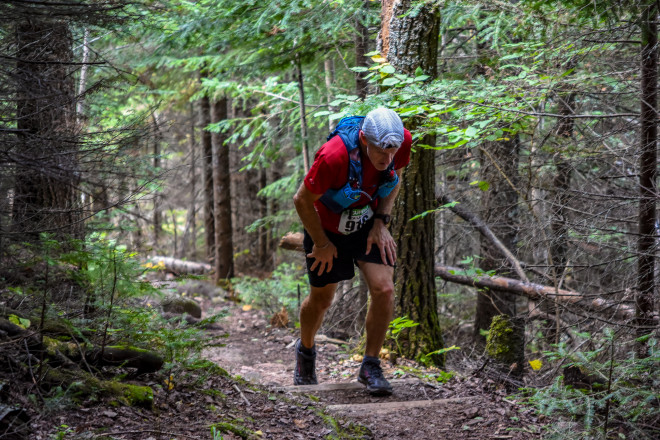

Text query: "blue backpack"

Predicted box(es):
[319, 116, 399, 213]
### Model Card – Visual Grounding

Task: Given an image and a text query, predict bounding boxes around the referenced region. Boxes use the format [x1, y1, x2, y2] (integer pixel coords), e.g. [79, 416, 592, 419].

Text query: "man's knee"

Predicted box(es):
[308, 287, 336, 310]
[370, 282, 394, 305]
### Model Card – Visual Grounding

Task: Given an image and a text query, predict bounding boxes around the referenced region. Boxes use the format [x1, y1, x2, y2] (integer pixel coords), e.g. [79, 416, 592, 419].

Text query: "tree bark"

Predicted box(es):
[354, 0, 370, 100]
[295, 55, 310, 174]
[212, 97, 234, 281]
[200, 92, 215, 263]
[636, 3, 658, 357]
[12, 19, 82, 240]
[380, 0, 443, 366]
[182, 102, 197, 259]
[152, 113, 162, 246]
[474, 137, 520, 343]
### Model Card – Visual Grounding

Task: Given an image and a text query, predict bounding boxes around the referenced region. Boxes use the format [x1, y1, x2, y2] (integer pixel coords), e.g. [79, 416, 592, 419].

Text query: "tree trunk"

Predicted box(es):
[545, 72, 575, 343]
[211, 97, 234, 284]
[474, 137, 520, 344]
[152, 113, 162, 246]
[212, 97, 234, 281]
[258, 167, 269, 267]
[380, 0, 444, 366]
[354, 0, 370, 100]
[636, 2, 657, 357]
[182, 102, 197, 259]
[472, 27, 520, 344]
[12, 19, 82, 240]
[295, 55, 310, 174]
[200, 93, 215, 263]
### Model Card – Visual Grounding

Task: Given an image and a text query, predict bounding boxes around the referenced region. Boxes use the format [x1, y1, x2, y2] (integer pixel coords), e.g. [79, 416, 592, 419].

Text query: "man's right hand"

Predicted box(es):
[307, 242, 338, 275]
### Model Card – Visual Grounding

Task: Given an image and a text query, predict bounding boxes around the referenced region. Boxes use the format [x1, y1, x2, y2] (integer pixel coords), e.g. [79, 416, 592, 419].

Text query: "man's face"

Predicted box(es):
[360, 131, 400, 171]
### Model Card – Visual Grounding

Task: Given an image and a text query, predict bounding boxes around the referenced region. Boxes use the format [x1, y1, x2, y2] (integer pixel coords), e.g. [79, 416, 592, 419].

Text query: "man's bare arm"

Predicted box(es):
[293, 182, 337, 275]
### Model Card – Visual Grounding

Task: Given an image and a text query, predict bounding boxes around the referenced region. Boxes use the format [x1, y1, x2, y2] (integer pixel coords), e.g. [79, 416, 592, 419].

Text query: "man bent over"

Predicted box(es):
[292, 108, 412, 396]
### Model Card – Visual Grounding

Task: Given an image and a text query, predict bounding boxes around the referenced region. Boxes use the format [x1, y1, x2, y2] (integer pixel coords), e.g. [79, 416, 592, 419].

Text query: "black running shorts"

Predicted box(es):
[303, 219, 393, 287]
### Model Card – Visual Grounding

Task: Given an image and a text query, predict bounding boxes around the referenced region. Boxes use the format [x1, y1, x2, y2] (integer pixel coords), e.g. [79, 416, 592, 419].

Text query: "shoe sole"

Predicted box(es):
[358, 376, 393, 396]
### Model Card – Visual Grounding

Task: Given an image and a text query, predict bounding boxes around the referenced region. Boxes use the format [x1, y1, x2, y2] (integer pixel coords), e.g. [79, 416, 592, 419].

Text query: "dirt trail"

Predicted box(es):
[203, 298, 545, 439]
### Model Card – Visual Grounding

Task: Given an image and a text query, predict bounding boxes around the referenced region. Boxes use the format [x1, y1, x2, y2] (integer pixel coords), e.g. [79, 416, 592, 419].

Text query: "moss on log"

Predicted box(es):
[44, 369, 153, 408]
[485, 315, 525, 377]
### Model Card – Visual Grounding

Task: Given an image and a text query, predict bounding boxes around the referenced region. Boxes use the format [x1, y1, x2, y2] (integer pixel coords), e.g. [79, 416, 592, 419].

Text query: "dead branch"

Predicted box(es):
[437, 194, 528, 282]
[435, 265, 635, 319]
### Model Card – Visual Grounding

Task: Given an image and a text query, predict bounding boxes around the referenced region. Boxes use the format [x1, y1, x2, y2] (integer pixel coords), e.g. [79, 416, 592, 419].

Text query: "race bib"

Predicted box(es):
[338, 205, 373, 235]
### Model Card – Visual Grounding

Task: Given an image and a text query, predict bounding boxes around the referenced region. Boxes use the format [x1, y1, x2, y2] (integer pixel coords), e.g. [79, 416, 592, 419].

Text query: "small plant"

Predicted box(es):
[51, 424, 73, 440]
[386, 316, 419, 355]
[210, 426, 224, 440]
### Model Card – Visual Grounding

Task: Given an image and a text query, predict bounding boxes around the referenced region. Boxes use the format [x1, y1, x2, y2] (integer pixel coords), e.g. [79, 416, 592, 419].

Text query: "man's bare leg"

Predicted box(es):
[299, 283, 337, 349]
[358, 262, 395, 357]
[356, 262, 394, 395]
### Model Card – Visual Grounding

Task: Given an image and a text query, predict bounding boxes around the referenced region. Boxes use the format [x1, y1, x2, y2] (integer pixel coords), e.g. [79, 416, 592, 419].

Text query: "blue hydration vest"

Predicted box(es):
[319, 116, 400, 214]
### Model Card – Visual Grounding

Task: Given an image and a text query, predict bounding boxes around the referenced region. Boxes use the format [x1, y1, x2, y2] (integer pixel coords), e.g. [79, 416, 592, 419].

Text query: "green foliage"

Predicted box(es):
[522, 333, 660, 439]
[232, 262, 307, 319]
[386, 316, 419, 356]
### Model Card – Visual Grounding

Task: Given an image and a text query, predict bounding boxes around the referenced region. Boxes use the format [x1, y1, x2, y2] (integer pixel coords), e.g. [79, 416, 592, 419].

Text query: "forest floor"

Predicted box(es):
[18, 282, 548, 440]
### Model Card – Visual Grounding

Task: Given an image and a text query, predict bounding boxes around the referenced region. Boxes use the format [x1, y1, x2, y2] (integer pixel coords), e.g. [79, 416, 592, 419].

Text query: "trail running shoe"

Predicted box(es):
[293, 338, 318, 385]
[358, 357, 393, 396]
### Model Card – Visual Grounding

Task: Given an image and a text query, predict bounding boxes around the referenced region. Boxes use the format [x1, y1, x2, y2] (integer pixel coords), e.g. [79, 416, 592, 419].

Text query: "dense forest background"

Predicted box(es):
[0, 0, 659, 439]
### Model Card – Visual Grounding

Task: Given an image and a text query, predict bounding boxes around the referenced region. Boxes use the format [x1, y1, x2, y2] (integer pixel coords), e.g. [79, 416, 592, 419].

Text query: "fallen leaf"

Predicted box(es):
[270, 307, 288, 328]
[294, 419, 307, 429]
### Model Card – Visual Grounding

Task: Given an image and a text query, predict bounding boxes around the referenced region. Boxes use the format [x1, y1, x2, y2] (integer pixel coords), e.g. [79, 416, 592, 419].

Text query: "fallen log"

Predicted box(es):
[150, 256, 212, 275]
[279, 232, 304, 252]
[436, 265, 635, 319]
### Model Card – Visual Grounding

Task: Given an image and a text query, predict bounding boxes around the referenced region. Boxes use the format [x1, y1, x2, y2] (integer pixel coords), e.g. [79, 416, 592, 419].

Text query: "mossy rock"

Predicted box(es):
[162, 296, 202, 318]
[485, 315, 525, 376]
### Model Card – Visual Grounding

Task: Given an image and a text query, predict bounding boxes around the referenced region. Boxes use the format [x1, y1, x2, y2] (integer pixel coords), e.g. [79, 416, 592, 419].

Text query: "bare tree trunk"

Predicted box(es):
[474, 137, 520, 344]
[200, 93, 215, 263]
[472, 30, 520, 345]
[212, 97, 234, 281]
[182, 102, 197, 259]
[12, 19, 82, 240]
[152, 113, 162, 246]
[76, 28, 89, 123]
[258, 167, 268, 267]
[295, 55, 310, 174]
[380, 0, 444, 366]
[545, 71, 575, 343]
[324, 57, 335, 131]
[636, 2, 658, 357]
[355, 0, 370, 100]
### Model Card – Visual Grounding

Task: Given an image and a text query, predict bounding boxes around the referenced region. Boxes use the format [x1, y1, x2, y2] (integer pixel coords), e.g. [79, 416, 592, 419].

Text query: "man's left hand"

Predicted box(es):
[366, 220, 397, 265]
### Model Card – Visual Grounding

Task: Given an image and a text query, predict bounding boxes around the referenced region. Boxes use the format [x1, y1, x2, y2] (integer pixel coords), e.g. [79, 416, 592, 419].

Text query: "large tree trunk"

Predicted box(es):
[200, 93, 215, 263]
[474, 137, 520, 344]
[211, 97, 234, 281]
[636, 2, 658, 357]
[12, 19, 82, 240]
[379, 0, 444, 366]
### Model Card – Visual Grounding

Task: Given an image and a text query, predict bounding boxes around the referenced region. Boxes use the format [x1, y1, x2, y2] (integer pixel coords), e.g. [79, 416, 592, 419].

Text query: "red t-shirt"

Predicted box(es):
[304, 129, 412, 234]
